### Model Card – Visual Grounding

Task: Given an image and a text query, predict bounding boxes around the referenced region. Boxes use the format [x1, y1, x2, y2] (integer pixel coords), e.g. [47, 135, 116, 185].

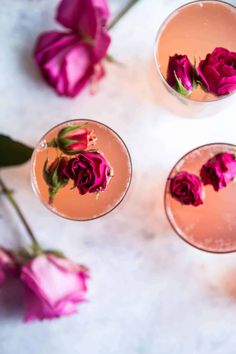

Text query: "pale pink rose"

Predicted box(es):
[21, 255, 89, 322]
[0, 247, 18, 286]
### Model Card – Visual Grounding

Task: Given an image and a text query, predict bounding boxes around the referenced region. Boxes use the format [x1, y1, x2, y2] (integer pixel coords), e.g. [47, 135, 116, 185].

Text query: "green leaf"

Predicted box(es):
[58, 124, 86, 138]
[174, 72, 191, 96]
[0, 134, 33, 167]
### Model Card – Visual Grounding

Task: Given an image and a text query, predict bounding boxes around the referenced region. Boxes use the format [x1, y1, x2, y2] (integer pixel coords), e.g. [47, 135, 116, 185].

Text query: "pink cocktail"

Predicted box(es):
[165, 143, 236, 253]
[155, 1, 236, 105]
[31, 119, 132, 221]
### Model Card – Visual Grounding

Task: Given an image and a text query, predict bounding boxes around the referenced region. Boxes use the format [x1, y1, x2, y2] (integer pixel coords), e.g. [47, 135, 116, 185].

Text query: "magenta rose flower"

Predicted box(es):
[167, 54, 194, 95]
[197, 47, 236, 96]
[170, 171, 204, 206]
[34, 0, 111, 97]
[43, 156, 69, 203]
[21, 254, 89, 322]
[65, 151, 112, 195]
[0, 247, 18, 286]
[200, 152, 236, 191]
[53, 124, 97, 155]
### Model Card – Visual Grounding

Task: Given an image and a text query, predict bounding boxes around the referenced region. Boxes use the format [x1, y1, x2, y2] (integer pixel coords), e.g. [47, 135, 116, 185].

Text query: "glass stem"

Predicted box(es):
[0, 176, 40, 249]
[108, 0, 140, 30]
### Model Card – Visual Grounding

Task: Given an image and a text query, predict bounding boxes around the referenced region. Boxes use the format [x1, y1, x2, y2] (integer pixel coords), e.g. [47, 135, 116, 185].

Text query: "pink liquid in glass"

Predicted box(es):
[31, 120, 132, 221]
[165, 144, 236, 253]
[156, 1, 236, 102]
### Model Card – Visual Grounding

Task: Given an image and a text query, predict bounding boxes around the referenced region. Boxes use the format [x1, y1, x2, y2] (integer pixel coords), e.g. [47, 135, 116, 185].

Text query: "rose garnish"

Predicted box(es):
[166, 54, 196, 96]
[197, 47, 236, 96]
[43, 156, 69, 204]
[200, 152, 236, 191]
[48, 125, 97, 155]
[170, 171, 204, 207]
[21, 254, 89, 322]
[65, 151, 113, 195]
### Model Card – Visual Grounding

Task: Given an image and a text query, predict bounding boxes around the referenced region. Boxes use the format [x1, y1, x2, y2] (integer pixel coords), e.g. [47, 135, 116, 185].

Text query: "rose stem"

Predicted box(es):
[108, 0, 140, 30]
[0, 176, 40, 250]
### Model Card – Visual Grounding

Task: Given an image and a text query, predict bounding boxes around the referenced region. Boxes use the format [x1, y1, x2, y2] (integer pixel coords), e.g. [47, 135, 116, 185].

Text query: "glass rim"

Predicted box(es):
[164, 142, 236, 254]
[153, 0, 236, 104]
[31, 118, 133, 222]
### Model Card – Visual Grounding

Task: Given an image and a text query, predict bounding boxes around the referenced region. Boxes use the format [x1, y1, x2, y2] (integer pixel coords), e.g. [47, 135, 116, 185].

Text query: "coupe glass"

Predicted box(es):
[154, 0, 236, 117]
[31, 119, 132, 221]
[165, 143, 236, 253]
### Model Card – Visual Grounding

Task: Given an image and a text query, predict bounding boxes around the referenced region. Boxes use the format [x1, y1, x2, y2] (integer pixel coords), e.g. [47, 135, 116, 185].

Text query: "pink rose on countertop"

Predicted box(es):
[54, 124, 97, 155]
[34, 0, 111, 97]
[167, 54, 194, 95]
[197, 47, 236, 96]
[200, 152, 236, 191]
[0, 247, 18, 286]
[65, 151, 112, 195]
[170, 171, 204, 206]
[21, 254, 89, 322]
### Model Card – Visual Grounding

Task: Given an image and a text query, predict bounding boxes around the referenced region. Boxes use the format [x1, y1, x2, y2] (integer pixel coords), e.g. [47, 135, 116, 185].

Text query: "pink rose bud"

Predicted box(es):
[65, 151, 113, 195]
[170, 171, 204, 207]
[52, 125, 97, 155]
[21, 254, 89, 322]
[43, 156, 69, 203]
[167, 54, 195, 96]
[0, 247, 18, 286]
[197, 47, 236, 96]
[200, 152, 236, 191]
[34, 0, 111, 97]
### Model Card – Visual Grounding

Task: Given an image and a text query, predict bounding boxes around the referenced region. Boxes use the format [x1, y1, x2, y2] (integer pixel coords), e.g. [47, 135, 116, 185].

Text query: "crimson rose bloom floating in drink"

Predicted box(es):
[65, 151, 112, 195]
[167, 54, 194, 96]
[21, 254, 89, 322]
[34, 0, 111, 97]
[200, 152, 236, 191]
[198, 47, 236, 96]
[166, 47, 236, 98]
[170, 171, 204, 207]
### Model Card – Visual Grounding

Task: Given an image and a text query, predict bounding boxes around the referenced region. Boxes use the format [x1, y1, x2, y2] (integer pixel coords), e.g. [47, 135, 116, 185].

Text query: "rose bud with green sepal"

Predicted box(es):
[49, 125, 97, 155]
[167, 54, 195, 96]
[43, 156, 69, 203]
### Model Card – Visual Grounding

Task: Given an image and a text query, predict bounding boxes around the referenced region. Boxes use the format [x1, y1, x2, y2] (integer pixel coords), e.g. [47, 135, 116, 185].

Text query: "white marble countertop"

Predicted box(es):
[1, 0, 236, 353]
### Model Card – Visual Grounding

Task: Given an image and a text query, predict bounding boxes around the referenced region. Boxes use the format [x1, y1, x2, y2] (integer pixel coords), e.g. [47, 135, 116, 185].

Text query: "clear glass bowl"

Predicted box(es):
[31, 119, 132, 221]
[164, 143, 236, 253]
[153, 0, 236, 117]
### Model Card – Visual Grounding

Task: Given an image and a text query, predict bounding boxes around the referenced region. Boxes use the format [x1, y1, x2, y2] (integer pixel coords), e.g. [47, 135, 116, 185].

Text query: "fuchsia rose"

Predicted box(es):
[55, 124, 97, 154]
[21, 254, 89, 322]
[197, 47, 236, 96]
[65, 151, 112, 195]
[167, 54, 194, 95]
[200, 152, 236, 191]
[34, 0, 111, 97]
[0, 247, 18, 286]
[170, 171, 204, 206]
